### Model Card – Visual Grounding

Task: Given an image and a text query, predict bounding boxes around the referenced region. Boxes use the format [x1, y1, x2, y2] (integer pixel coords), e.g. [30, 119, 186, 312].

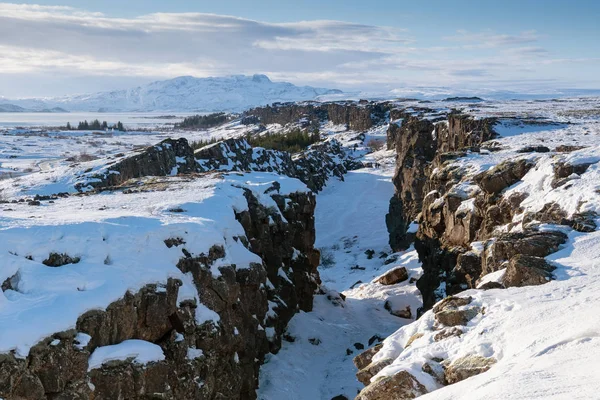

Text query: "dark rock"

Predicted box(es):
[516, 145, 550, 153]
[376, 267, 409, 285]
[502, 255, 556, 287]
[482, 229, 567, 275]
[354, 342, 365, 350]
[42, 253, 81, 267]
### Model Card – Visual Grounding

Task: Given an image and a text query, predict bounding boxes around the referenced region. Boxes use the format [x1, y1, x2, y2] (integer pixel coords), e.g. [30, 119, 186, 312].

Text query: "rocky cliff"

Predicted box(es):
[244, 101, 390, 131]
[77, 136, 363, 193]
[0, 176, 320, 400]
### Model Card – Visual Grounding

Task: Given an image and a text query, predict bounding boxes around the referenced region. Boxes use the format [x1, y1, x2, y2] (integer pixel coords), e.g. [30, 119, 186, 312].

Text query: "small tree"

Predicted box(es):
[66, 122, 72, 130]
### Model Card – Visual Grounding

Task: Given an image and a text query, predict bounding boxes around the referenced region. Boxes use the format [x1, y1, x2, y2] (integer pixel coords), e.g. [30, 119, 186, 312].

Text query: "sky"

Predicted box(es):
[0, 0, 599, 97]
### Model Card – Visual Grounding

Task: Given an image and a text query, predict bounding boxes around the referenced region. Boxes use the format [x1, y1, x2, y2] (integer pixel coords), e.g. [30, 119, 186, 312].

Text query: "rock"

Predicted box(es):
[433, 296, 480, 327]
[444, 355, 497, 384]
[454, 251, 482, 289]
[354, 342, 365, 350]
[377, 267, 409, 285]
[355, 370, 428, 400]
[75, 138, 196, 191]
[502, 255, 556, 287]
[368, 335, 383, 346]
[555, 145, 586, 152]
[386, 117, 437, 251]
[42, 252, 81, 267]
[331, 395, 349, 400]
[482, 229, 567, 275]
[516, 145, 550, 153]
[353, 344, 383, 370]
[523, 202, 597, 233]
[434, 327, 463, 341]
[474, 159, 534, 194]
[422, 359, 445, 384]
[356, 358, 393, 386]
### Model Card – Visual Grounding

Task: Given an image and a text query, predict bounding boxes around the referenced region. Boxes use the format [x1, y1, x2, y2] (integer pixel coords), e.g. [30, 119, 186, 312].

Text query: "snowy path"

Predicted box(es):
[258, 161, 422, 400]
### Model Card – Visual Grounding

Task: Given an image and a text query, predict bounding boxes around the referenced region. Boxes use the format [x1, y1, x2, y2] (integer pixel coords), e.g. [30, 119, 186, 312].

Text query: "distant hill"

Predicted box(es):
[2, 75, 342, 113]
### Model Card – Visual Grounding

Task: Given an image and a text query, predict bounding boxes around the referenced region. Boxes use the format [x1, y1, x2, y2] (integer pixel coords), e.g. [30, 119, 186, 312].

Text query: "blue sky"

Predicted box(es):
[0, 1, 598, 97]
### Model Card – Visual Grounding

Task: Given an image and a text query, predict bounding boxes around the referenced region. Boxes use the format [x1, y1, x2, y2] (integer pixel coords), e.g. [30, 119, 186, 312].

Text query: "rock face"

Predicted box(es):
[77, 136, 362, 193]
[386, 117, 437, 252]
[0, 186, 320, 399]
[75, 138, 196, 191]
[433, 296, 480, 327]
[502, 255, 556, 287]
[355, 371, 428, 400]
[244, 101, 389, 132]
[384, 113, 574, 312]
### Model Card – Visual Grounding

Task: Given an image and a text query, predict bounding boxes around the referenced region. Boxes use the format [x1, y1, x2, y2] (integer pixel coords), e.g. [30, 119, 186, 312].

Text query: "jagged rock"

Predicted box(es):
[435, 114, 497, 153]
[523, 202, 597, 233]
[355, 370, 428, 400]
[195, 138, 297, 177]
[386, 117, 437, 251]
[0, 188, 321, 400]
[356, 358, 393, 386]
[482, 229, 567, 275]
[444, 355, 497, 384]
[42, 252, 81, 267]
[454, 251, 482, 289]
[377, 267, 408, 285]
[433, 296, 480, 326]
[75, 138, 196, 191]
[353, 344, 384, 371]
[502, 255, 556, 287]
[474, 159, 534, 194]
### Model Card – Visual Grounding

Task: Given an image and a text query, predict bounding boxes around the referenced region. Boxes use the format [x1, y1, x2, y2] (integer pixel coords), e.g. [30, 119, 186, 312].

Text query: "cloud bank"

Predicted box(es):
[0, 3, 597, 97]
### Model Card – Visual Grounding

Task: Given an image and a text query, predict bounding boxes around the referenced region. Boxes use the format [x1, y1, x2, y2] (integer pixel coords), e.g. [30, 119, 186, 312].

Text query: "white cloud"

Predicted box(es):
[0, 3, 597, 96]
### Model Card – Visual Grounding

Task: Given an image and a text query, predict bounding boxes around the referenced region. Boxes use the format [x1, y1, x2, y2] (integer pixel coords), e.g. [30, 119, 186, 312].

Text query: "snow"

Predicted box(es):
[0, 171, 308, 357]
[1, 75, 341, 113]
[87, 339, 165, 370]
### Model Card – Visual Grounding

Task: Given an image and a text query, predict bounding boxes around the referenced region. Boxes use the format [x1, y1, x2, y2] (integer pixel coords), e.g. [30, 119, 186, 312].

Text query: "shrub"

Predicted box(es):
[247, 128, 320, 153]
[177, 113, 231, 129]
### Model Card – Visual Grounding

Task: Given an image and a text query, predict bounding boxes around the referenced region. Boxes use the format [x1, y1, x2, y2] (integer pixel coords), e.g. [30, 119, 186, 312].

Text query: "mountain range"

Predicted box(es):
[0, 75, 341, 113]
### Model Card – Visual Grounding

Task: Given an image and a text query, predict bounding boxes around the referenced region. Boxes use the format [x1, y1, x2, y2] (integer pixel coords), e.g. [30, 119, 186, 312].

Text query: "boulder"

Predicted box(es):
[502, 255, 556, 287]
[377, 267, 409, 285]
[355, 371, 428, 400]
[482, 229, 567, 275]
[353, 344, 383, 371]
[444, 355, 497, 384]
[356, 359, 393, 386]
[474, 159, 534, 194]
[433, 296, 480, 327]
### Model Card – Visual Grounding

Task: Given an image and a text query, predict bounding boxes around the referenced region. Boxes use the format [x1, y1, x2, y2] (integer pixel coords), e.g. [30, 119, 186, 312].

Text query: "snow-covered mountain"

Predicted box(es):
[1, 75, 341, 113]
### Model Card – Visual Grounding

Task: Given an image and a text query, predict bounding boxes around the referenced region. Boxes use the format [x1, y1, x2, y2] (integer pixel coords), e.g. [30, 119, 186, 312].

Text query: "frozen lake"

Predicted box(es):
[0, 112, 200, 129]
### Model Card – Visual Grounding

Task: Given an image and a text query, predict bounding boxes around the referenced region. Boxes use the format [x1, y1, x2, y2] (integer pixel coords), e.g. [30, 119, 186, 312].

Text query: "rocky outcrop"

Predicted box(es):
[355, 371, 428, 400]
[501, 255, 556, 287]
[76, 134, 362, 193]
[443, 355, 497, 384]
[75, 138, 196, 191]
[433, 296, 480, 327]
[386, 117, 437, 251]
[244, 101, 390, 132]
[195, 138, 297, 177]
[383, 113, 575, 312]
[0, 187, 320, 400]
[376, 267, 408, 285]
